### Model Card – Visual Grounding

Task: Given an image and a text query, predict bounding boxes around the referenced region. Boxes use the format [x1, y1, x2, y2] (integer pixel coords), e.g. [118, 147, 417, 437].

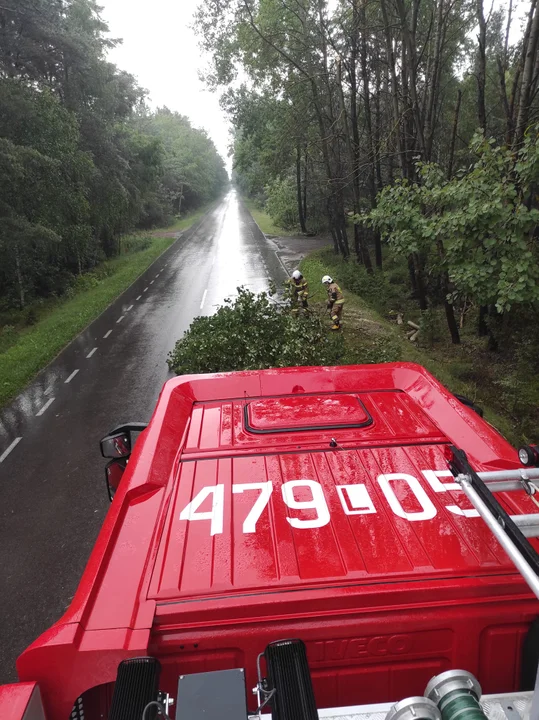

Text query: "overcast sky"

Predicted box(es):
[100, 0, 232, 170]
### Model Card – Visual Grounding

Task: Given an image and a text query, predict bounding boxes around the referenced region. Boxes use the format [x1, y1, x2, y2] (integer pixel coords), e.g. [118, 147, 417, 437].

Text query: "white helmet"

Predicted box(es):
[292, 270, 302, 280]
[322, 275, 333, 284]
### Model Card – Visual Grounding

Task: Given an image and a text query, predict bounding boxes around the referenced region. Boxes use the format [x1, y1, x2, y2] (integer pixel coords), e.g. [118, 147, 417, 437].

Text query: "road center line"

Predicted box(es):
[103, 330, 112, 339]
[144, 287, 148, 292]
[200, 289, 208, 309]
[65, 369, 79, 384]
[116, 315, 125, 324]
[86, 347, 98, 359]
[150, 280, 154, 285]
[136, 295, 142, 301]
[36, 397, 55, 417]
[156, 274, 160, 278]
[126, 305, 134, 312]
[0, 437, 22, 463]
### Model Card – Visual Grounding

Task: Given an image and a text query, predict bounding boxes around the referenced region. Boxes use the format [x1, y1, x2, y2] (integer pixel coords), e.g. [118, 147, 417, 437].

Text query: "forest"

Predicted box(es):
[196, 0, 539, 340]
[0, 0, 228, 312]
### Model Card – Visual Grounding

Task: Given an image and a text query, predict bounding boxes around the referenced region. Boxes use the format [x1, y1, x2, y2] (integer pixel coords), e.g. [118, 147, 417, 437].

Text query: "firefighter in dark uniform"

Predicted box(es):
[322, 275, 345, 330]
[288, 270, 309, 315]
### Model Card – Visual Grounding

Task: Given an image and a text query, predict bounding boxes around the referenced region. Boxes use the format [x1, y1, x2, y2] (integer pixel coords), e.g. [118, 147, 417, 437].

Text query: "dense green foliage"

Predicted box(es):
[167, 287, 343, 374]
[366, 131, 539, 314]
[0, 0, 227, 311]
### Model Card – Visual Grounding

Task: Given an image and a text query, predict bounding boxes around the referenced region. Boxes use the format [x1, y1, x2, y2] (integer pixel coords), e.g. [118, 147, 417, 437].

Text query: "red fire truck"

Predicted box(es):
[2, 363, 539, 720]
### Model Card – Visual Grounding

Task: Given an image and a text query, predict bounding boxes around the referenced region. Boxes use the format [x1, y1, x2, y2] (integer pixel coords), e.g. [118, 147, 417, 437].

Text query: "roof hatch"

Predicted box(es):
[245, 393, 372, 433]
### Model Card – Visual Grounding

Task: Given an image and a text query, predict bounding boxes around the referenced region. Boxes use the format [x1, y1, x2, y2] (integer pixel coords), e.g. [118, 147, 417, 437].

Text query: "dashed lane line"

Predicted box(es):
[150, 280, 154, 285]
[200, 289, 208, 310]
[136, 295, 142, 301]
[0, 437, 22, 463]
[143, 287, 148, 293]
[103, 330, 112, 339]
[65, 370, 79, 384]
[116, 315, 125, 324]
[86, 347, 98, 359]
[36, 397, 54, 417]
[127, 305, 134, 312]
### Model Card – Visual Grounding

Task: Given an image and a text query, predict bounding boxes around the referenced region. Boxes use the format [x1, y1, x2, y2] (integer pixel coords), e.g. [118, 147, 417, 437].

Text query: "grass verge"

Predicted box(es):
[243, 199, 296, 236]
[300, 249, 519, 444]
[155, 204, 212, 234]
[0, 213, 204, 408]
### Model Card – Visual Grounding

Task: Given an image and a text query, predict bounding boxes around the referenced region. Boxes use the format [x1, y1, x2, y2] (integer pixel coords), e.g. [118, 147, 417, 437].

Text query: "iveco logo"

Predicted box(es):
[309, 634, 413, 662]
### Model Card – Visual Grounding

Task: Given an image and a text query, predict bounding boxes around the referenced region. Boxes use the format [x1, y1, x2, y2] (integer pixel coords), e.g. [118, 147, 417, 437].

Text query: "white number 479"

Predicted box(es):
[179, 479, 330, 536]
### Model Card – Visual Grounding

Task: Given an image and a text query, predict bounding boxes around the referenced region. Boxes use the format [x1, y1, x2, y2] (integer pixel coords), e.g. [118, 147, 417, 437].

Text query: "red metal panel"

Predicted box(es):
[183, 393, 446, 457]
[0, 684, 42, 720]
[151, 442, 536, 603]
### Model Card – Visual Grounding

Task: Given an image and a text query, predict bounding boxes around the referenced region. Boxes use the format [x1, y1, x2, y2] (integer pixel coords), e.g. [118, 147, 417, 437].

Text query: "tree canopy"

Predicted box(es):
[0, 0, 228, 310]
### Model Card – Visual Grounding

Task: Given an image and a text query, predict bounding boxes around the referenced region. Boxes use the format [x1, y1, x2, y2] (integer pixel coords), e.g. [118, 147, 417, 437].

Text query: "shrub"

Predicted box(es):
[265, 176, 298, 230]
[167, 287, 344, 375]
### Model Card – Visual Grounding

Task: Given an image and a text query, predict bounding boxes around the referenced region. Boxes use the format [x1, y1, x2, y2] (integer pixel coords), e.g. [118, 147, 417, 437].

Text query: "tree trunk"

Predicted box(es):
[437, 239, 460, 343]
[515, 0, 539, 146]
[447, 89, 462, 179]
[478, 305, 488, 336]
[380, 0, 406, 175]
[413, 253, 428, 310]
[408, 255, 418, 291]
[476, 0, 487, 133]
[358, 0, 381, 268]
[444, 297, 461, 344]
[374, 60, 383, 191]
[337, 57, 372, 269]
[296, 145, 307, 233]
[424, 0, 445, 160]
[303, 148, 308, 222]
[395, 0, 427, 157]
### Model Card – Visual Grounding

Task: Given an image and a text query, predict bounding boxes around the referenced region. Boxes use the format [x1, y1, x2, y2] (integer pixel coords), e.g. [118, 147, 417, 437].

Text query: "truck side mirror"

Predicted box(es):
[100, 423, 148, 500]
[106, 458, 128, 501]
[101, 432, 131, 459]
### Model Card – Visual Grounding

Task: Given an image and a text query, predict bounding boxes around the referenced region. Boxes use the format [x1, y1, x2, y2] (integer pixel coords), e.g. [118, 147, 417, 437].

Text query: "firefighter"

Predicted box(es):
[322, 275, 345, 330]
[288, 269, 309, 315]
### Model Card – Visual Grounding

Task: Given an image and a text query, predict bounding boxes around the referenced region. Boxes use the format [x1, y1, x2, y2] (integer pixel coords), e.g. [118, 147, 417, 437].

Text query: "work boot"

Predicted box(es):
[331, 323, 340, 331]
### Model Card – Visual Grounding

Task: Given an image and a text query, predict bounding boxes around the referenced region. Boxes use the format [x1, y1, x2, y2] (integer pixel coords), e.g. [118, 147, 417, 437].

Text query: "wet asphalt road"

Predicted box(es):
[0, 191, 288, 683]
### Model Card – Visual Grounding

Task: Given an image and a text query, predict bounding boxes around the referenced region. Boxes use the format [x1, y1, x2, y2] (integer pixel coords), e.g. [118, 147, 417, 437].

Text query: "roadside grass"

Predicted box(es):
[300, 249, 519, 445]
[0, 212, 205, 408]
[243, 198, 297, 236]
[156, 204, 212, 234]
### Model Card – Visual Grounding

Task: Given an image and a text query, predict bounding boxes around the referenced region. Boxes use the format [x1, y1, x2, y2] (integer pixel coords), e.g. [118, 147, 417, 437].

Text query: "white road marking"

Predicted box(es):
[156, 273, 160, 278]
[65, 369, 79, 384]
[86, 347, 98, 359]
[136, 295, 142, 301]
[44, 386, 54, 396]
[0, 437, 22, 463]
[103, 330, 112, 338]
[116, 315, 125, 324]
[126, 305, 134, 312]
[144, 287, 148, 292]
[200, 289, 208, 309]
[36, 397, 55, 416]
[150, 280, 154, 285]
